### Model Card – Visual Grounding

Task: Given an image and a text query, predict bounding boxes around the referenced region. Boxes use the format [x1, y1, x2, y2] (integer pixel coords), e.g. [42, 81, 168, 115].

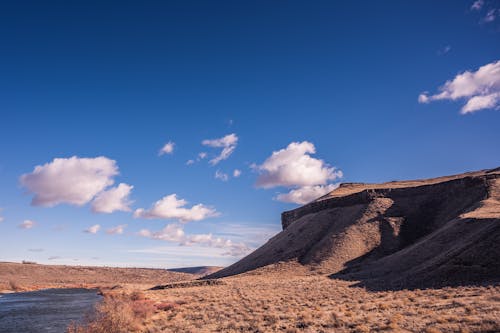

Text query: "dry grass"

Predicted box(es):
[67, 291, 159, 333]
[0, 262, 194, 292]
[138, 273, 500, 333]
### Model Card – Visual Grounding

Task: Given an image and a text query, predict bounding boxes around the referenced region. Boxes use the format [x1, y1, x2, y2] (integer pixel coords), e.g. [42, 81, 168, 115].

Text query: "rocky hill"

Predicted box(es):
[208, 168, 500, 290]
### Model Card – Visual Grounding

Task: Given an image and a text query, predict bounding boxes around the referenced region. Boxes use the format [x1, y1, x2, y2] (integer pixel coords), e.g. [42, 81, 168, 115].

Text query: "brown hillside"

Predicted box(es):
[0, 262, 193, 292]
[208, 168, 500, 289]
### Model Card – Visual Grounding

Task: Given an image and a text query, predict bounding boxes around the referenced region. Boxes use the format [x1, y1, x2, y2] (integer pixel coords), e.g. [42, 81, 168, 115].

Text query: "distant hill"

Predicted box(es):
[167, 266, 223, 276]
[0, 262, 193, 292]
[208, 167, 500, 290]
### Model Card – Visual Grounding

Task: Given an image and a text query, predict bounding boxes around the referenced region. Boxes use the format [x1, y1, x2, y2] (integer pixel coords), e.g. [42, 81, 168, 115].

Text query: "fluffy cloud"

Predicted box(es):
[215, 170, 229, 182]
[254, 141, 342, 204]
[138, 223, 251, 257]
[20, 156, 119, 207]
[419, 59, 500, 114]
[106, 224, 127, 235]
[202, 133, 238, 165]
[275, 184, 339, 205]
[91, 183, 133, 213]
[159, 141, 175, 156]
[134, 194, 219, 222]
[233, 169, 242, 178]
[19, 220, 35, 229]
[255, 141, 342, 188]
[84, 224, 101, 234]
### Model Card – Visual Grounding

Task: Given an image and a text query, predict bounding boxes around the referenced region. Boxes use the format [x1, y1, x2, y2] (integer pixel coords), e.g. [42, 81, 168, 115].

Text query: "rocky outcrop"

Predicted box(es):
[208, 168, 500, 289]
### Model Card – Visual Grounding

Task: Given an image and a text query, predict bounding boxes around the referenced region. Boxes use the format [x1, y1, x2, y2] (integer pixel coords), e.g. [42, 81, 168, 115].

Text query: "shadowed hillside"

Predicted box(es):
[208, 168, 500, 290]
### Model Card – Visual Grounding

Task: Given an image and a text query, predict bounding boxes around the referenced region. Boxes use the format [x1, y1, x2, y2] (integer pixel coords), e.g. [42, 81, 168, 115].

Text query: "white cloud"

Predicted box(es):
[255, 141, 342, 188]
[253, 141, 342, 204]
[233, 169, 242, 178]
[19, 220, 35, 229]
[198, 152, 207, 159]
[159, 141, 175, 156]
[134, 194, 219, 222]
[418, 60, 500, 114]
[91, 183, 133, 213]
[471, 0, 484, 11]
[106, 224, 127, 235]
[186, 159, 195, 165]
[137, 223, 251, 257]
[0, 208, 4, 223]
[84, 224, 101, 234]
[275, 184, 339, 205]
[215, 170, 229, 182]
[20, 156, 119, 207]
[202, 133, 238, 165]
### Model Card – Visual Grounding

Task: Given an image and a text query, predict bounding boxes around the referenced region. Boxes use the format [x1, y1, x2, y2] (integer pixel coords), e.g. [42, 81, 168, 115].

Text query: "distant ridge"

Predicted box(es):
[208, 168, 500, 290]
[167, 266, 223, 276]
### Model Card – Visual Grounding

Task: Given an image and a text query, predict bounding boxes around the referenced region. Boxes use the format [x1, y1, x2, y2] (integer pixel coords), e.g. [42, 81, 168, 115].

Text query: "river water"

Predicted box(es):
[0, 288, 101, 333]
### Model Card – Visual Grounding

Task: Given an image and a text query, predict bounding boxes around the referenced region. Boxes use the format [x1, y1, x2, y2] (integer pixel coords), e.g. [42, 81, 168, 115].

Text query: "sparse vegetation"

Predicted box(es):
[138, 273, 500, 333]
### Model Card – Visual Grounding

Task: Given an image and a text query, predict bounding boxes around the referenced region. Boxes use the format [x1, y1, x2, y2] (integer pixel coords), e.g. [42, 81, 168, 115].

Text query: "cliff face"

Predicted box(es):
[209, 168, 500, 289]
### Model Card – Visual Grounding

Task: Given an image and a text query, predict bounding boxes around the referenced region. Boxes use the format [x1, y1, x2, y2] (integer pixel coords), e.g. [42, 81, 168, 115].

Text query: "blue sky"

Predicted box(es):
[1, 0, 499, 268]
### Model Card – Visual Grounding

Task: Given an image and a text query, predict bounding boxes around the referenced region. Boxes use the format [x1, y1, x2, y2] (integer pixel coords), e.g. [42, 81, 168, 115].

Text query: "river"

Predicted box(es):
[0, 288, 101, 333]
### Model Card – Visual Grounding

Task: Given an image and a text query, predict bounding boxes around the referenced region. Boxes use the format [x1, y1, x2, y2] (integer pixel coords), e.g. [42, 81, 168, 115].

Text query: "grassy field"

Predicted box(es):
[68, 266, 500, 333]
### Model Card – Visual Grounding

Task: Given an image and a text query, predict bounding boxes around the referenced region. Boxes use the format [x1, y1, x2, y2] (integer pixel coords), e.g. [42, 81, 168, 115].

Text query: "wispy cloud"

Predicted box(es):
[19, 220, 36, 229]
[137, 223, 251, 257]
[106, 224, 127, 235]
[134, 194, 219, 222]
[158, 141, 175, 156]
[437, 45, 451, 56]
[233, 169, 242, 178]
[0, 208, 4, 223]
[48, 256, 61, 260]
[419, 59, 500, 114]
[471, 0, 484, 11]
[28, 248, 44, 252]
[84, 224, 101, 234]
[202, 133, 238, 165]
[215, 170, 229, 181]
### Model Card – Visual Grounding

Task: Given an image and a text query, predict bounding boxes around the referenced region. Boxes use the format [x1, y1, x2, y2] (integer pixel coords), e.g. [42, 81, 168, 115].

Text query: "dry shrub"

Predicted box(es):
[156, 302, 178, 311]
[129, 291, 146, 301]
[131, 299, 156, 319]
[8, 280, 21, 291]
[67, 294, 156, 333]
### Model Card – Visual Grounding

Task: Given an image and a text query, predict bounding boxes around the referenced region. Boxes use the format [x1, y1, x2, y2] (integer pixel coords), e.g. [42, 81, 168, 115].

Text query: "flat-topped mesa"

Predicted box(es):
[208, 167, 500, 288]
[281, 168, 500, 230]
